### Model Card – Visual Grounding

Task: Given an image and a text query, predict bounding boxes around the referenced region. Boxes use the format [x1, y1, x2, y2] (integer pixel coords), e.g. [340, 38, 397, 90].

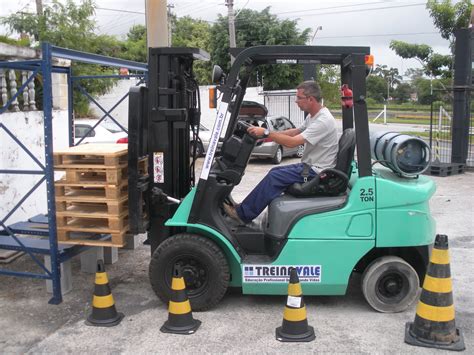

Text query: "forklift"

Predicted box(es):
[128, 45, 436, 312]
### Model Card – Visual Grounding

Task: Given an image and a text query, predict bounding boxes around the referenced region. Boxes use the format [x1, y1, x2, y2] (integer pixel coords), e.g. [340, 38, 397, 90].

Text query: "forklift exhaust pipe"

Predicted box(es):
[370, 131, 431, 178]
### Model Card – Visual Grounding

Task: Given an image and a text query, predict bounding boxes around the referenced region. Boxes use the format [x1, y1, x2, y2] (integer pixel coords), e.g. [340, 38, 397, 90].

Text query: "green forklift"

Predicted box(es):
[128, 45, 435, 313]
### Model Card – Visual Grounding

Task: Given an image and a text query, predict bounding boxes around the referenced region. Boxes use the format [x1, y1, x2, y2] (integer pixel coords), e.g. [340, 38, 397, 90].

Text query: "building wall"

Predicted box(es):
[0, 110, 69, 225]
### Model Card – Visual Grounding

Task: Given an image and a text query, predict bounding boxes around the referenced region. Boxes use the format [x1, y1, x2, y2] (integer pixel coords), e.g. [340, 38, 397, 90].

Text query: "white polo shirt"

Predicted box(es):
[298, 107, 338, 171]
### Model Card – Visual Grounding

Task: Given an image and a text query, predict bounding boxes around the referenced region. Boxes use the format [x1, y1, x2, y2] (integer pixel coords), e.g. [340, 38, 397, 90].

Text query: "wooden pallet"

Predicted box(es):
[55, 158, 147, 185]
[56, 200, 128, 218]
[56, 214, 128, 231]
[56, 231, 126, 247]
[61, 165, 127, 185]
[55, 181, 128, 200]
[54, 144, 128, 167]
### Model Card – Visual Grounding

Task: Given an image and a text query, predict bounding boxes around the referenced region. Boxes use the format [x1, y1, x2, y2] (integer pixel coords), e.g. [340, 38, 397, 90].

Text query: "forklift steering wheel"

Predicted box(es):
[237, 120, 253, 130]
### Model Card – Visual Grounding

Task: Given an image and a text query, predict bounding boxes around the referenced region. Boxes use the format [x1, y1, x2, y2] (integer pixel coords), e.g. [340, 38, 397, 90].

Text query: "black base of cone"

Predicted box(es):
[86, 312, 124, 327]
[405, 322, 465, 352]
[276, 325, 315, 342]
[160, 319, 201, 335]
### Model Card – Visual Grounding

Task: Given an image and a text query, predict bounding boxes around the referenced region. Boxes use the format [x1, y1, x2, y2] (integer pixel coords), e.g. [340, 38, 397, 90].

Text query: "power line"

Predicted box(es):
[179, 3, 221, 17]
[274, 0, 398, 16]
[282, 3, 426, 19]
[177, 1, 220, 16]
[96, 7, 145, 15]
[230, 2, 426, 26]
[316, 32, 441, 39]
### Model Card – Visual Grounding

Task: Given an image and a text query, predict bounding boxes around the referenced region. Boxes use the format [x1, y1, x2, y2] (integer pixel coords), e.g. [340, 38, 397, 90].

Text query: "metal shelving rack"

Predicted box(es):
[0, 43, 147, 304]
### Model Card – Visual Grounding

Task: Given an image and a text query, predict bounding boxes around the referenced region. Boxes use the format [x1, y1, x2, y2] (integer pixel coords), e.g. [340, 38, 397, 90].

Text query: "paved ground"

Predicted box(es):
[1, 157, 473, 354]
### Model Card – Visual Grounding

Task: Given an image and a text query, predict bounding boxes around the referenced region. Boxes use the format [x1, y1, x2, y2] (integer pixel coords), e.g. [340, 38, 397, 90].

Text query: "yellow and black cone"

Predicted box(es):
[405, 234, 465, 351]
[86, 259, 124, 327]
[160, 266, 201, 335]
[276, 267, 315, 342]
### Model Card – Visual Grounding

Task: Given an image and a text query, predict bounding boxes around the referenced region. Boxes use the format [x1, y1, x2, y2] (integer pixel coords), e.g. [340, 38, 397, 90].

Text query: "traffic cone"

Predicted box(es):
[86, 259, 124, 327]
[160, 266, 201, 334]
[276, 267, 315, 342]
[405, 234, 465, 351]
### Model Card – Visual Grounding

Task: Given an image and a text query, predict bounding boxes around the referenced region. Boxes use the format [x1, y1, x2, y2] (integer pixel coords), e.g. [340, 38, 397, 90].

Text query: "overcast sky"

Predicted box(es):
[0, 0, 453, 77]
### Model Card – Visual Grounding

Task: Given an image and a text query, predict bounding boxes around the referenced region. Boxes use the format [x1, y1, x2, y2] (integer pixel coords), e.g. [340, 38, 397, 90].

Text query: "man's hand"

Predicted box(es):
[247, 126, 266, 137]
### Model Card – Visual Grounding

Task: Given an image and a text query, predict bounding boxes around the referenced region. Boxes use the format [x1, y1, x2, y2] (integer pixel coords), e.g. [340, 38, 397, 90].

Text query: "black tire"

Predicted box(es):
[149, 233, 230, 311]
[295, 144, 304, 158]
[361, 256, 419, 313]
[272, 146, 283, 164]
[190, 140, 204, 157]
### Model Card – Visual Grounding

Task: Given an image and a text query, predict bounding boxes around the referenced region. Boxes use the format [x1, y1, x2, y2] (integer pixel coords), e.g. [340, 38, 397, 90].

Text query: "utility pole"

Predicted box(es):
[167, 3, 175, 47]
[35, 0, 43, 15]
[34, 0, 43, 41]
[225, 0, 236, 63]
[145, 0, 169, 50]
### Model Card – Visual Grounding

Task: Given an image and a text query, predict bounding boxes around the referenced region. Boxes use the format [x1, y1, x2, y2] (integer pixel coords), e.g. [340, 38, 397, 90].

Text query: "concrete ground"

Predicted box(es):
[1, 157, 473, 354]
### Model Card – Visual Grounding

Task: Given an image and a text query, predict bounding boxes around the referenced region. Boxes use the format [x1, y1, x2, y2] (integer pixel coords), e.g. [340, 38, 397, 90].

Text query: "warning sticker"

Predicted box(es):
[153, 152, 164, 183]
[242, 265, 321, 283]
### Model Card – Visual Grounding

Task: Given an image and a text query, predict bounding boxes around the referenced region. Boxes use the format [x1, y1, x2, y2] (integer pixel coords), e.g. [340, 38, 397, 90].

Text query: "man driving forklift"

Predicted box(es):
[224, 80, 339, 224]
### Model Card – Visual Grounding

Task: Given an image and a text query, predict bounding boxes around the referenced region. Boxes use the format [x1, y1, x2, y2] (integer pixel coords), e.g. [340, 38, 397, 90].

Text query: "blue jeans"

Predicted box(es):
[236, 163, 316, 223]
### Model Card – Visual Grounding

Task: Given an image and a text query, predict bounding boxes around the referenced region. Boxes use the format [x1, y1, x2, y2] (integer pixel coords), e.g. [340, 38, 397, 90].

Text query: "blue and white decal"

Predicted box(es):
[200, 101, 228, 180]
[242, 265, 322, 283]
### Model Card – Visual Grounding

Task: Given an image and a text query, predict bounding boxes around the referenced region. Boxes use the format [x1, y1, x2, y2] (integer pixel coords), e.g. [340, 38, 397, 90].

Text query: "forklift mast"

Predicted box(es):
[128, 47, 210, 250]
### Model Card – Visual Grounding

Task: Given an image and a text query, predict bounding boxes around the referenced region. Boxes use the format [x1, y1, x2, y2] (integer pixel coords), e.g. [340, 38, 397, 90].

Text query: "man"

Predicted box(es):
[224, 80, 339, 224]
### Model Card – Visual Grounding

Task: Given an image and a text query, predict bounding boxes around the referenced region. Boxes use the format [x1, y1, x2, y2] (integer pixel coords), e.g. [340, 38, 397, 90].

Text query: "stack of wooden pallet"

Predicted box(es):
[53, 144, 133, 247]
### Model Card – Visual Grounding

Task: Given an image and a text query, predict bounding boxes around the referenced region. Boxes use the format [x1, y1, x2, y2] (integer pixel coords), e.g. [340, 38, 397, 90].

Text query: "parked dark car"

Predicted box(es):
[238, 101, 303, 164]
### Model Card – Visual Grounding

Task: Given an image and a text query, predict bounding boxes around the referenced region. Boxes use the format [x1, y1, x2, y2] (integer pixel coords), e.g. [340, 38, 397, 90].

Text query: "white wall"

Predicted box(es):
[0, 110, 69, 226]
[90, 78, 141, 128]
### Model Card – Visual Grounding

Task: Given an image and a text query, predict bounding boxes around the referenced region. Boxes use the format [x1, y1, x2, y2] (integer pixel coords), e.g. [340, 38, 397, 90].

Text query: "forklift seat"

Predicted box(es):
[266, 195, 348, 240]
[286, 128, 356, 197]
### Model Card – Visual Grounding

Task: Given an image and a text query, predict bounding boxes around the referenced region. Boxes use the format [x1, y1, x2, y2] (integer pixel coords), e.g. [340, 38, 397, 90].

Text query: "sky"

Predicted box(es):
[0, 0, 454, 78]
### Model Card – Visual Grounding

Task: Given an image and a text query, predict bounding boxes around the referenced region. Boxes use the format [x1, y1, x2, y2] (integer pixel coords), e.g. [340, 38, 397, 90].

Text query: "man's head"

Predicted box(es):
[295, 81, 322, 115]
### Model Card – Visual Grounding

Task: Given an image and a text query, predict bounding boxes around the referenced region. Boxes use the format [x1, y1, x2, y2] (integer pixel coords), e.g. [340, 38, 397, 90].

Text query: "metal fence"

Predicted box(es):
[262, 90, 306, 127]
[429, 91, 473, 171]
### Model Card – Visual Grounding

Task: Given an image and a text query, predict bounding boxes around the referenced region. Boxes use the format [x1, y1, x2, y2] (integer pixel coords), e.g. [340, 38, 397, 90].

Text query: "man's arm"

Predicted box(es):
[281, 128, 302, 137]
[247, 126, 305, 148]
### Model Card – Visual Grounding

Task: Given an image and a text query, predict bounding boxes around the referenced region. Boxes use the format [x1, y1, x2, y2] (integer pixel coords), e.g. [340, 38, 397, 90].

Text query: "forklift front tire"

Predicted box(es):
[361, 256, 419, 313]
[149, 233, 230, 311]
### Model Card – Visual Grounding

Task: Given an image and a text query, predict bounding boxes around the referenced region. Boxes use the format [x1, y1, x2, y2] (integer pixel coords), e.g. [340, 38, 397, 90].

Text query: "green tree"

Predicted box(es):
[389, 41, 452, 79]
[317, 65, 341, 106]
[2, 0, 96, 51]
[121, 19, 213, 84]
[121, 24, 147, 63]
[390, 0, 471, 81]
[172, 16, 213, 84]
[412, 76, 451, 104]
[426, 0, 472, 48]
[209, 7, 311, 90]
[372, 64, 402, 101]
[1, 0, 120, 116]
[366, 75, 387, 103]
[392, 82, 413, 103]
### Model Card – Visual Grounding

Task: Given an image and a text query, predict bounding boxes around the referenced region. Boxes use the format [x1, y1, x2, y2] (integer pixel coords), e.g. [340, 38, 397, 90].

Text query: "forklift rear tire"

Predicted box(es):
[149, 233, 230, 311]
[361, 256, 419, 313]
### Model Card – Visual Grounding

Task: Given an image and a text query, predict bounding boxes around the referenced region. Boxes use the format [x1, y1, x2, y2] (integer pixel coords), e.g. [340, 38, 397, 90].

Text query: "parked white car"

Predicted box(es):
[190, 124, 223, 156]
[74, 119, 128, 144]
